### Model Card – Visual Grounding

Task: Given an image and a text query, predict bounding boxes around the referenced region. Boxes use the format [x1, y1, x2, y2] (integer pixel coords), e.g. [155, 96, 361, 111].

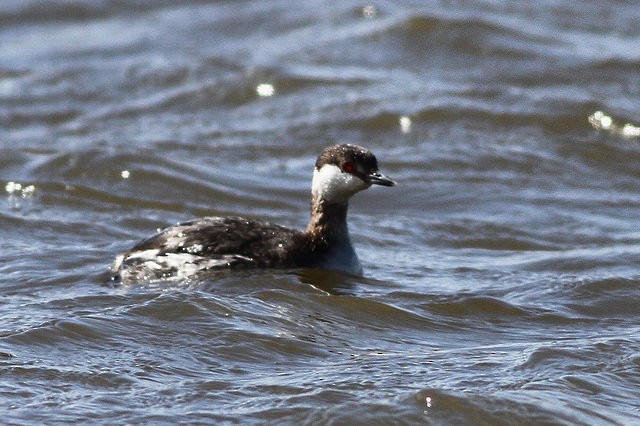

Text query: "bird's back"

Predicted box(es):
[111, 216, 300, 283]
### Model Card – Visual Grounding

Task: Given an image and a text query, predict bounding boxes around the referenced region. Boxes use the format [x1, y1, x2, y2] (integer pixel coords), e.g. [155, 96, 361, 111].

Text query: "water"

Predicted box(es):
[2, 1, 640, 424]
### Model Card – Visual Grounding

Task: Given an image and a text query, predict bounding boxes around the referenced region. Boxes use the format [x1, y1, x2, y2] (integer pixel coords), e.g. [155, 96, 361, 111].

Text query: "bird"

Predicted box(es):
[110, 144, 395, 283]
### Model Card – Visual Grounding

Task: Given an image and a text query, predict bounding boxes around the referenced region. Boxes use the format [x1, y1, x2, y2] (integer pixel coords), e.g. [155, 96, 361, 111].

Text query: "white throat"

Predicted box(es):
[311, 164, 370, 203]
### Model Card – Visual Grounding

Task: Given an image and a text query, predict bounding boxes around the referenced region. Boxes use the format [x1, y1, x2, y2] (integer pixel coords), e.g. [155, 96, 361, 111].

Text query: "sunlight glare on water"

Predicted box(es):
[589, 110, 640, 138]
[399, 115, 412, 134]
[256, 83, 276, 97]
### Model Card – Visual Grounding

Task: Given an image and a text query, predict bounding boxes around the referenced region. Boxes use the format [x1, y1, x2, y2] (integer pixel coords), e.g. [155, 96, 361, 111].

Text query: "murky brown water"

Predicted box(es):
[2, 1, 640, 424]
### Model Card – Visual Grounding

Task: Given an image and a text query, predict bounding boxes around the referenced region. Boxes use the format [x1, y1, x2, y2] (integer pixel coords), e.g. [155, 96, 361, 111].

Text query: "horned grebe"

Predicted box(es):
[111, 144, 395, 283]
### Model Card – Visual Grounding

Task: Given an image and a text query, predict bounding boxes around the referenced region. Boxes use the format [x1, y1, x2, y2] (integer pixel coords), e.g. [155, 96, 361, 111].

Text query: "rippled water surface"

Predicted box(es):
[2, 1, 640, 424]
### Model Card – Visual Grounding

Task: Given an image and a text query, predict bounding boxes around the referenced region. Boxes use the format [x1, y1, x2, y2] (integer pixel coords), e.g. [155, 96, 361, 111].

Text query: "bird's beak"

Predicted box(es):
[366, 171, 396, 187]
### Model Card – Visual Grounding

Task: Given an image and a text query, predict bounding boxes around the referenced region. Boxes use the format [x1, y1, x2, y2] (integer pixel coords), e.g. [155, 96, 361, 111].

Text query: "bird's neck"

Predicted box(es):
[305, 194, 350, 246]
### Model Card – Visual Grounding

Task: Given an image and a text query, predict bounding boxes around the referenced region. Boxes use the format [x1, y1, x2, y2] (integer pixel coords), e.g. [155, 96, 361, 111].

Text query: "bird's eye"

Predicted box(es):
[342, 162, 355, 173]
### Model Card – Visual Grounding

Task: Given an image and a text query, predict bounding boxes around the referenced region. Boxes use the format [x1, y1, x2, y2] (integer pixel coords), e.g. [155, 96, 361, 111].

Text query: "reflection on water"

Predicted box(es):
[296, 269, 359, 295]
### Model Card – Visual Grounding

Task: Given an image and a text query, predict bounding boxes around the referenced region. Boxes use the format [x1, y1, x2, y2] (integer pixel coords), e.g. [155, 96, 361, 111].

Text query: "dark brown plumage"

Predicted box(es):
[111, 144, 395, 283]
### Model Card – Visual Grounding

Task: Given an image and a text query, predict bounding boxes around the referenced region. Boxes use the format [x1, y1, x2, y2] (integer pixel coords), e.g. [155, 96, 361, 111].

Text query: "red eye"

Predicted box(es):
[343, 162, 354, 173]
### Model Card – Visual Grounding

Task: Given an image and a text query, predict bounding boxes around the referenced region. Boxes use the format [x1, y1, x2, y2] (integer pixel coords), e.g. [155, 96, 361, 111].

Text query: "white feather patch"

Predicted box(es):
[114, 249, 254, 283]
[311, 164, 369, 203]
